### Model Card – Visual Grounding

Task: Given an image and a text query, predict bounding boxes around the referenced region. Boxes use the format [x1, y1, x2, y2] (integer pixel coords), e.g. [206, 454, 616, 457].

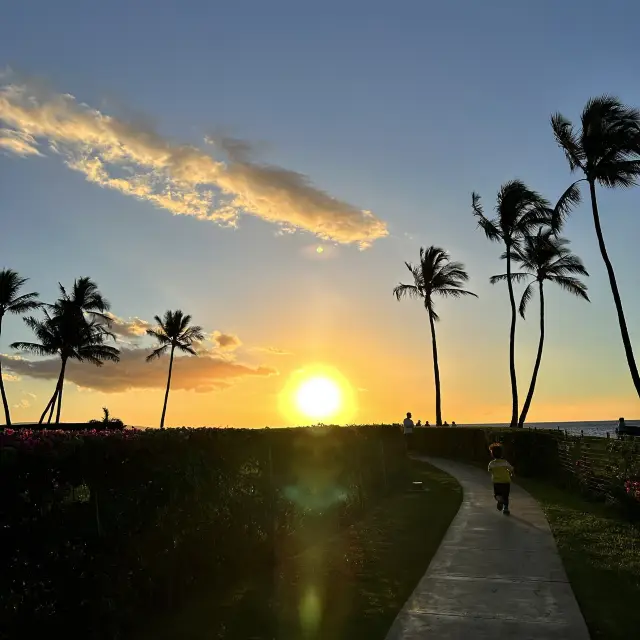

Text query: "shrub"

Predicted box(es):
[0, 425, 408, 639]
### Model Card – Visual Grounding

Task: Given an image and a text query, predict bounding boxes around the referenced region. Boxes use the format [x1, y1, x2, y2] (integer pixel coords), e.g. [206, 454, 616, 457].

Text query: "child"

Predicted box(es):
[488, 443, 514, 515]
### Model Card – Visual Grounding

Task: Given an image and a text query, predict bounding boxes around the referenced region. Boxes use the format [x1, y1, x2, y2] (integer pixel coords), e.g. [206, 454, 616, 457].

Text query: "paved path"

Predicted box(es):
[386, 457, 590, 640]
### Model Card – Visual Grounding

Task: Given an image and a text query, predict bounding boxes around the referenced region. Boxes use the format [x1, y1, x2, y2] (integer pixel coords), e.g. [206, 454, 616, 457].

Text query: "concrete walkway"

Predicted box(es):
[386, 457, 590, 640]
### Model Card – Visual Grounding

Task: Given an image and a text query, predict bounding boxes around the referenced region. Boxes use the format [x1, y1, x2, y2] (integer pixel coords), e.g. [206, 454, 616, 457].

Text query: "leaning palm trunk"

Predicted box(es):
[159, 345, 175, 429]
[0, 316, 11, 426]
[40, 362, 64, 424]
[428, 310, 443, 426]
[54, 358, 68, 425]
[518, 281, 545, 427]
[505, 243, 519, 427]
[589, 181, 640, 396]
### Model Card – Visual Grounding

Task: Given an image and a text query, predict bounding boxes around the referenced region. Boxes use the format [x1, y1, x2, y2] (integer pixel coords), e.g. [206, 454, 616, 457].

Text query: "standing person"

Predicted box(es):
[403, 412, 415, 452]
[488, 443, 514, 515]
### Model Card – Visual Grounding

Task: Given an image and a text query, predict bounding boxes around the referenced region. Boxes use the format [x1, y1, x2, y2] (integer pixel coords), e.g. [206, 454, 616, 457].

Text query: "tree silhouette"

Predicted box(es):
[472, 180, 579, 427]
[552, 96, 640, 398]
[89, 406, 124, 429]
[13, 309, 120, 424]
[0, 269, 41, 426]
[491, 230, 589, 427]
[146, 310, 204, 429]
[393, 246, 477, 426]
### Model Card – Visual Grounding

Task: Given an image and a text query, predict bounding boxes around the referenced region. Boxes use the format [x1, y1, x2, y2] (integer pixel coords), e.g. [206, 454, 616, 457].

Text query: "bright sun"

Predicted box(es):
[295, 376, 342, 420]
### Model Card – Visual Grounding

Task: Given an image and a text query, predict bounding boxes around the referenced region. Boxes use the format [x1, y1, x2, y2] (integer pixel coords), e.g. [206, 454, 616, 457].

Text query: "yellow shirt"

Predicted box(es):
[488, 459, 513, 483]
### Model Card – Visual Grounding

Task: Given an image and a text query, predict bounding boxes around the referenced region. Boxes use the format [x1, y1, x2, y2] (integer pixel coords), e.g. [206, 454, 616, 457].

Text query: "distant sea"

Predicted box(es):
[461, 420, 640, 439]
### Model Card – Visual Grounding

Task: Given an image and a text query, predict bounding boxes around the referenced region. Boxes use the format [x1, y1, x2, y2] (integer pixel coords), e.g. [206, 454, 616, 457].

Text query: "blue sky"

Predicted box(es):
[0, 0, 638, 425]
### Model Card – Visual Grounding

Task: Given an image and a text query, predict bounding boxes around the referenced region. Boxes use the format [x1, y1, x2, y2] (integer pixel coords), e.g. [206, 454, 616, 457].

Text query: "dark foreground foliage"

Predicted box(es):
[0, 425, 408, 639]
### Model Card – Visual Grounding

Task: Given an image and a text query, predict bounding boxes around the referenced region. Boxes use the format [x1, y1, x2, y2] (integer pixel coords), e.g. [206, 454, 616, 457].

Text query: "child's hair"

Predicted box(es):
[489, 442, 503, 459]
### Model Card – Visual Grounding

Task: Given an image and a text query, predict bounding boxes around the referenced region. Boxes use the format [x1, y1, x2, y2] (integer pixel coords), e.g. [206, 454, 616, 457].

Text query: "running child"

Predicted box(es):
[488, 443, 514, 515]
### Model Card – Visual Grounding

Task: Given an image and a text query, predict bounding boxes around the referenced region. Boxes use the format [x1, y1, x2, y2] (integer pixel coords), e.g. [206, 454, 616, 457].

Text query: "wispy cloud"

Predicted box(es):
[0, 75, 388, 247]
[1, 348, 278, 394]
[251, 346, 293, 356]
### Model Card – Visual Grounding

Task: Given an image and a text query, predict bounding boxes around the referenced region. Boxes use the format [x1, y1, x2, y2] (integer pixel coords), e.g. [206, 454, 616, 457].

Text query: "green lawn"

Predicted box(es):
[520, 479, 640, 640]
[136, 461, 461, 640]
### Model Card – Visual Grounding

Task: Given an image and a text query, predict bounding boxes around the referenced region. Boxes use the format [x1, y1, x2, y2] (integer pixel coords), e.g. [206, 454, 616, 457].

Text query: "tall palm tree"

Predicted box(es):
[393, 246, 477, 426]
[491, 230, 590, 427]
[552, 96, 640, 397]
[146, 310, 204, 429]
[52, 276, 111, 324]
[0, 269, 41, 426]
[472, 180, 579, 427]
[12, 309, 120, 424]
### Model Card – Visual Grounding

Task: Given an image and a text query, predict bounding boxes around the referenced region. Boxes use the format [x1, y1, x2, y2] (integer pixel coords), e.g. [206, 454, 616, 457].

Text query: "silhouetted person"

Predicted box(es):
[451, 421, 457, 427]
[403, 412, 415, 452]
[488, 443, 514, 515]
[425, 420, 430, 427]
[416, 420, 422, 427]
[443, 420, 449, 426]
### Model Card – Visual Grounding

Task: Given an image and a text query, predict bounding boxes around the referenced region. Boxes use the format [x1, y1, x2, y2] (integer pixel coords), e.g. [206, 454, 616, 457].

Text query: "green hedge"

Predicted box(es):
[411, 427, 561, 478]
[0, 425, 408, 639]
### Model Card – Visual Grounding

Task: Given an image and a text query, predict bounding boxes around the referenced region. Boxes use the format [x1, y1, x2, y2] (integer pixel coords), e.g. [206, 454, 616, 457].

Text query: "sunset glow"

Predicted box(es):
[296, 376, 341, 419]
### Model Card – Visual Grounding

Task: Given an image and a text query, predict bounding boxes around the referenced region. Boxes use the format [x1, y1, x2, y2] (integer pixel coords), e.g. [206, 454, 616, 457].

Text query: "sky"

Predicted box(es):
[0, 0, 639, 427]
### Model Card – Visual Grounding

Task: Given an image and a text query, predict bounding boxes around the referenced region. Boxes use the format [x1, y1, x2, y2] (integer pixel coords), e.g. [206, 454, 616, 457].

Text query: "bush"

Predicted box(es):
[0, 425, 408, 639]
[412, 427, 562, 478]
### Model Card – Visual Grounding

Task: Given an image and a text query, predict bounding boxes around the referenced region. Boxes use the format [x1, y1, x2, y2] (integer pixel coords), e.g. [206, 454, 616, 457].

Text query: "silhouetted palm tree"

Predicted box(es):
[491, 230, 589, 427]
[12, 310, 119, 424]
[0, 269, 40, 426]
[89, 406, 124, 429]
[472, 180, 579, 427]
[552, 96, 640, 397]
[393, 246, 477, 426]
[146, 310, 204, 429]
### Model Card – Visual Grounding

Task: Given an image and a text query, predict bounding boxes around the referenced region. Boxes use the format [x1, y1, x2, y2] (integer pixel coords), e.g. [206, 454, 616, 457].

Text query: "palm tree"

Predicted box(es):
[393, 247, 477, 426]
[472, 180, 579, 427]
[146, 310, 204, 429]
[491, 230, 590, 427]
[552, 96, 640, 397]
[12, 309, 120, 424]
[0, 269, 41, 426]
[89, 406, 124, 429]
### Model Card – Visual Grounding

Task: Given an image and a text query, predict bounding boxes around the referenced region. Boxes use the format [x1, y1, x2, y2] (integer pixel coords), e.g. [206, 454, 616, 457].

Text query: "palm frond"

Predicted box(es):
[472, 192, 501, 242]
[551, 112, 585, 171]
[9, 341, 54, 356]
[176, 344, 198, 356]
[551, 182, 582, 232]
[393, 283, 422, 301]
[146, 345, 169, 362]
[551, 276, 590, 302]
[519, 282, 536, 318]
[437, 288, 478, 299]
[489, 272, 528, 285]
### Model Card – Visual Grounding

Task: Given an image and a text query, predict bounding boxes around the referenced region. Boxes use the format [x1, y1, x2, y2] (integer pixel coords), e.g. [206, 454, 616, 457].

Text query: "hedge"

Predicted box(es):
[0, 425, 408, 639]
[412, 426, 640, 518]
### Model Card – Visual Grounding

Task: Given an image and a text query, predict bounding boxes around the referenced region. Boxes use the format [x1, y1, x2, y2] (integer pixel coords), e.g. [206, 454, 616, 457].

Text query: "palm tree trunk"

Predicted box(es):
[159, 345, 175, 429]
[518, 281, 545, 427]
[427, 309, 443, 426]
[54, 357, 67, 425]
[40, 367, 64, 424]
[589, 180, 640, 397]
[0, 314, 12, 426]
[505, 241, 519, 427]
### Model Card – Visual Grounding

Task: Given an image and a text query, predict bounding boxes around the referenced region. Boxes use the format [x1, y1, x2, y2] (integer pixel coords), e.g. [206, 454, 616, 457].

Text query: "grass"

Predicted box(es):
[519, 478, 640, 640]
[136, 460, 461, 640]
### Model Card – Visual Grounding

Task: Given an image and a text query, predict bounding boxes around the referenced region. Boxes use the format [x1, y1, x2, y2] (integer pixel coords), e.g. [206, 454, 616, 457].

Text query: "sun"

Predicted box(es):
[296, 376, 341, 419]
[279, 364, 356, 424]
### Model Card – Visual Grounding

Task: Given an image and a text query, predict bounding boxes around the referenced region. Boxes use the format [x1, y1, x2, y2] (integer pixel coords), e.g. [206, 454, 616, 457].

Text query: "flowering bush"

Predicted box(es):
[0, 424, 408, 638]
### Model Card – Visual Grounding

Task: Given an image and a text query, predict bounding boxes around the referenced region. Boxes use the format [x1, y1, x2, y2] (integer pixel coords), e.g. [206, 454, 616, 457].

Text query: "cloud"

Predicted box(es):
[0, 76, 388, 247]
[0, 128, 42, 156]
[1, 348, 278, 393]
[106, 313, 153, 339]
[211, 331, 242, 352]
[251, 346, 293, 356]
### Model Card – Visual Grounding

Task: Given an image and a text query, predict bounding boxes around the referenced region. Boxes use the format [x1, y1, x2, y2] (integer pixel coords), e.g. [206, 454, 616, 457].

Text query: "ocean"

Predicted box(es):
[461, 420, 640, 438]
